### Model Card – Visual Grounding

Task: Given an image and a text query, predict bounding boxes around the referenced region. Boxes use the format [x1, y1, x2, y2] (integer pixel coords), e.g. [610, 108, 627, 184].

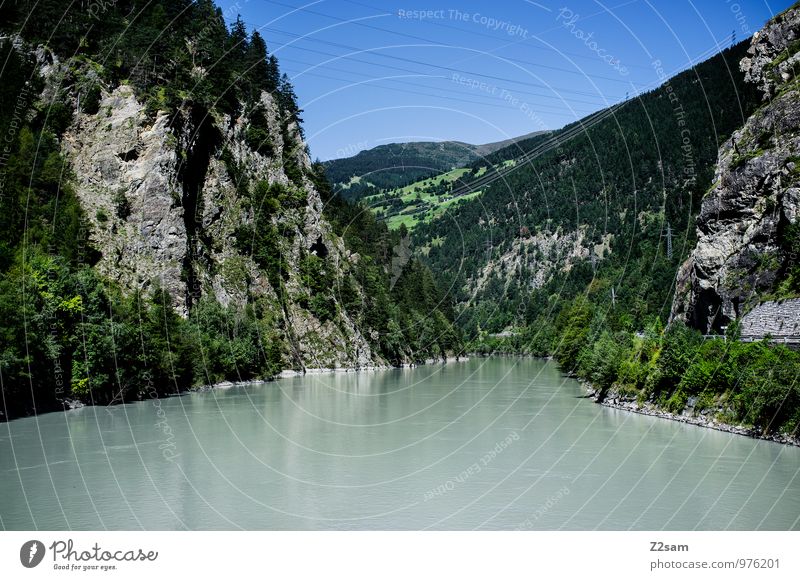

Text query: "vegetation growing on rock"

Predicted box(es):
[0, 1, 460, 420]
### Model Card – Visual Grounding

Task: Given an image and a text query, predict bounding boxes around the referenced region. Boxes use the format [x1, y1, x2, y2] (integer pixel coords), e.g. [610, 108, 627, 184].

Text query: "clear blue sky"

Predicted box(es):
[222, 0, 791, 160]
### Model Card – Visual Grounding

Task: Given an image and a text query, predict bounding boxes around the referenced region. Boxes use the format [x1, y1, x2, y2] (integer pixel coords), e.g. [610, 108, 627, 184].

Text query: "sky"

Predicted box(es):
[221, 0, 791, 160]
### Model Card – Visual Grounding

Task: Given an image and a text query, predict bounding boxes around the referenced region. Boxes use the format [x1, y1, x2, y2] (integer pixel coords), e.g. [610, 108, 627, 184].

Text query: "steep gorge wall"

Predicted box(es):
[44, 53, 382, 370]
[671, 4, 800, 333]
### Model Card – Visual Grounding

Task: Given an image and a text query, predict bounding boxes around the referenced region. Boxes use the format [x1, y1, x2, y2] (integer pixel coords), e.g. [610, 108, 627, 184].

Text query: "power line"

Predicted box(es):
[254, 0, 738, 82]
[277, 52, 602, 112]
[440, 36, 733, 214]
[267, 32, 623, 106]
[442, 38, 720, 199]
[311, 34, 733, 196]
[247, 2, 634, 100]
[269, 34, 627, 102]
[236, 7, 739, 116]
[256, 0, 738, 94]
[220, 2, 744, 171]
[283, 65, 599, 116]
[450, 103, 624, 193]
[338, 0, 656, 72]
[280, 66, 596, 115]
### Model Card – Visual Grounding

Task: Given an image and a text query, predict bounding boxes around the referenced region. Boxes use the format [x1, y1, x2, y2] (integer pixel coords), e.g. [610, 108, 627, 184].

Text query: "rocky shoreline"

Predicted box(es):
[584, 382, 800, 447]
[198, 355, 471, 392]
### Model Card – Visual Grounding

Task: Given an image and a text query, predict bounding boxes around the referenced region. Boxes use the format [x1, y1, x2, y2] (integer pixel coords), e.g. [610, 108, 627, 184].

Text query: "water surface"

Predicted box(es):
[2, 357, 799, 530]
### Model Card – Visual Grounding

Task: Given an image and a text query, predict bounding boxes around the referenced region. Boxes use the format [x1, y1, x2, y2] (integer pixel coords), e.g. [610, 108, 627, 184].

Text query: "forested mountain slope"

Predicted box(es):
[579, 4, 800, 441]
[442, 3, 800, 441]
[0, 1, 459, 420]
[414, 40, 761, 335]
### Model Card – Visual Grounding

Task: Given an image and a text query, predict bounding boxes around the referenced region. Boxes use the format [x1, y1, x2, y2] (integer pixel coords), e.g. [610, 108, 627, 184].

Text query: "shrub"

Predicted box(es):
[665, 389, 688, 413]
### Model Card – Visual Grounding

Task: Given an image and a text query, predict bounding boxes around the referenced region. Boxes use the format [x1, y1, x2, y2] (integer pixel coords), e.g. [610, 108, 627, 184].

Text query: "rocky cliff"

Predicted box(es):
[0, 4, 461, 420]
[671, 4, 800, 333]
[37, 48, 383, 371]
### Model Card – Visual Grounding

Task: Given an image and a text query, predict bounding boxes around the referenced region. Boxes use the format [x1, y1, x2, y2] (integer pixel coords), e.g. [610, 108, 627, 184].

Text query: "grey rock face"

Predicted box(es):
[64, 86, 189, 309]
[741, 5, 800, 99]
[59, 80, 384, 371]
[671, 5, 800, 333]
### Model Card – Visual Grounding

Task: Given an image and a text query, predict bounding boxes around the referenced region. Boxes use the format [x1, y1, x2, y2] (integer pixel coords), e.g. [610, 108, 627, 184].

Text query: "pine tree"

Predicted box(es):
[277, 73, 302, 123]
[266, 55, 281, 94]
[245, 31, 270, 102]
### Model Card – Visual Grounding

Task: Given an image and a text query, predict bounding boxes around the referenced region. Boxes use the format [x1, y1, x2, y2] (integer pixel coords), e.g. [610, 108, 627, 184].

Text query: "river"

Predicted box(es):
[1, 357, 799, 530]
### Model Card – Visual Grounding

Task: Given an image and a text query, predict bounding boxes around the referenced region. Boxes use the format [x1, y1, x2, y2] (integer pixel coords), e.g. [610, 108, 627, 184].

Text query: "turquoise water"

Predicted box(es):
[1, 357, 799, 530]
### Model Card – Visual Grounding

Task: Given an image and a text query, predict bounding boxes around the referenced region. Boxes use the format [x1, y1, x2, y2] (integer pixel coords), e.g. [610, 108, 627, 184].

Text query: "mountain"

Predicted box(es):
[0, 1, 459, 421]
[429, 4, 799, 441]
[586, 5, 800, 440]
[671, 5, 800, 333]
[359, 132, 559, 232]
[413, 40, 761, 336]
[322, 131, 548, 201]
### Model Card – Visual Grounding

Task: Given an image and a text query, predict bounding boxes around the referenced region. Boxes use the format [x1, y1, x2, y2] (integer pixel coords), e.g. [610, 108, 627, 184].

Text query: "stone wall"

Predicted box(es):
[739, 299, 800, 337]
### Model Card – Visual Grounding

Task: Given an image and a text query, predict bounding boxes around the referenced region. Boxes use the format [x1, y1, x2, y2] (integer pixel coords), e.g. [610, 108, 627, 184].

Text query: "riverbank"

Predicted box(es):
[443, 352, 800, 447]
[197, 355, 471, 391]
[583, 382, 800, 447]
[0, 357, 471, 421]
[6, 356, 800, 530]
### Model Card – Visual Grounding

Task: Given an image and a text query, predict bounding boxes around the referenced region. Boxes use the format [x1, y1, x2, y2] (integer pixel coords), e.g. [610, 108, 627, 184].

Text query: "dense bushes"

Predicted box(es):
[567, 319, 800, 436]
[0, 251, 195, 418]
[475, 275, 800, 436]
[0, 249, 291, 420]
[188, 297, 284, 384]
[299, 252, 337, 323]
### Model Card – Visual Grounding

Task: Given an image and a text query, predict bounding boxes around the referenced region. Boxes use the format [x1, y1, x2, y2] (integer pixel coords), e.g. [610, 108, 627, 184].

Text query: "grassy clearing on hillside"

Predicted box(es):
[368, 167, 484, 230]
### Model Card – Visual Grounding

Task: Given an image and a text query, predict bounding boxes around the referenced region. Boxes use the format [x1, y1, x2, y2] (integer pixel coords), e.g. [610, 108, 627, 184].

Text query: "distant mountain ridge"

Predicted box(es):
[322, 131, 548, 200]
